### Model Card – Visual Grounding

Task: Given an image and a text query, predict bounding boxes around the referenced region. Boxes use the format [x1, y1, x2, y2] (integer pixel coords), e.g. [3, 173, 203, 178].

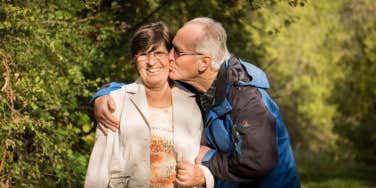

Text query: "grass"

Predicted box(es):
[295, 150, 376, 188]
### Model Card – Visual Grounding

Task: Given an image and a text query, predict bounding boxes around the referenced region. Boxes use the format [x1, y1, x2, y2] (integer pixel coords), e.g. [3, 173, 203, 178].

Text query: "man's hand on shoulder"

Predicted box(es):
[94, 95, 119, 135]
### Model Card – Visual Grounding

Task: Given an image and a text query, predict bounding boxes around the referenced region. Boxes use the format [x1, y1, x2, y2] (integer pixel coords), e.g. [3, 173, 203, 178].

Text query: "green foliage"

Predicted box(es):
[247, 1, 342, 151]
[0, 1, 99, 186]
[296, 150, 376, 188]
[0, 0, 375, 187]
[331, 0, 376, 162]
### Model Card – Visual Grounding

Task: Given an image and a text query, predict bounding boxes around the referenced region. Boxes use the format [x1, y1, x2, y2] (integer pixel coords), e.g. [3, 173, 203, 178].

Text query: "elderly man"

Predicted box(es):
[93, 17, 300, 188]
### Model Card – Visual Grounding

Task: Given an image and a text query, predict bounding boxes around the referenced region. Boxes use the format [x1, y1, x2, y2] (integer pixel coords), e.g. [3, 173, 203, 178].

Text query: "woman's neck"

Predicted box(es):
[145, 82, 172, 108]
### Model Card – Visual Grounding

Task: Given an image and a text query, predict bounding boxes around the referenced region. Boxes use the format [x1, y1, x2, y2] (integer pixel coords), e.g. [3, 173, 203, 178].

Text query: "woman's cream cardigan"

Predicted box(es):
[85, 80, 214, 188]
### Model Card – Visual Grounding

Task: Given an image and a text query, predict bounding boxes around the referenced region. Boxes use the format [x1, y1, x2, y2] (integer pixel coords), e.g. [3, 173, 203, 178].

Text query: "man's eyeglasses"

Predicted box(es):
[172, 46, 203, 59]
[135, 51, 169, 62]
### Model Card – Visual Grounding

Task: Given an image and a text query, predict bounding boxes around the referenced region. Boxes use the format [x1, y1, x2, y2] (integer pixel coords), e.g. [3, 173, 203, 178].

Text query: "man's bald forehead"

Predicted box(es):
[177, 24, 204, 39]
[174, 24, 206, 50]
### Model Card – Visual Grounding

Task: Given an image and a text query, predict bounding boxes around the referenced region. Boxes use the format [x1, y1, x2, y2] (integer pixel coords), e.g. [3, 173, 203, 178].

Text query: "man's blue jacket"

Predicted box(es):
[198, 56, 300, 188]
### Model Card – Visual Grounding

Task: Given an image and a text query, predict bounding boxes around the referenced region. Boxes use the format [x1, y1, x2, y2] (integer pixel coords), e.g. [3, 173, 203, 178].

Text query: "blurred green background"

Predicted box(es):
[1, 0, 375, 187]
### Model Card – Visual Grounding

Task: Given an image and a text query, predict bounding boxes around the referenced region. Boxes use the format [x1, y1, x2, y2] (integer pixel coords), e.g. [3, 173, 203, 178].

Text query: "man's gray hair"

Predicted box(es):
[185, 17, 231, 70]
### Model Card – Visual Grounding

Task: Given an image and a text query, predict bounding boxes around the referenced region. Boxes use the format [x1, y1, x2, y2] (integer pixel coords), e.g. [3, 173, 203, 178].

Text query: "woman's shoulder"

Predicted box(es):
[109, 82, 138, 98]
[172, 81, 196, 97]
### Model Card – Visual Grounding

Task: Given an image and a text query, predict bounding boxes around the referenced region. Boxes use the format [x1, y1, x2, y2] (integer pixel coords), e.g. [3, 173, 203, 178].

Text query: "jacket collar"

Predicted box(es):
[127, 78, 195, 127]
[128, 78, 151, 126]
[213, 55, 251, 105]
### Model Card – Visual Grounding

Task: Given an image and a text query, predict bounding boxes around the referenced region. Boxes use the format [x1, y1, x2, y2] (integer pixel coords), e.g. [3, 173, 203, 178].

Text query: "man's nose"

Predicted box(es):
[168, 49, 175, 62]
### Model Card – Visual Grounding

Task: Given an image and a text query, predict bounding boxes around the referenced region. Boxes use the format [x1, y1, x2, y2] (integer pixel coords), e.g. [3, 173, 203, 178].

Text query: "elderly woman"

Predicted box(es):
[84, 22, 213, 188]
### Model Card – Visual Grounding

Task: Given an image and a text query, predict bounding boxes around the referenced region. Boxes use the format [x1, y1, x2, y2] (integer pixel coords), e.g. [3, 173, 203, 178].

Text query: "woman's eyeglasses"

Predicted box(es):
[135, 51, 169, 62]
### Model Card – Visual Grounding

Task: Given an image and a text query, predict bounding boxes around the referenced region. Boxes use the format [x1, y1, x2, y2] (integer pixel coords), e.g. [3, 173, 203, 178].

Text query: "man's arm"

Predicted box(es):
[200, 86, 278, 182]
[90, 82, 126, 134]
[89, 82, 126, 104]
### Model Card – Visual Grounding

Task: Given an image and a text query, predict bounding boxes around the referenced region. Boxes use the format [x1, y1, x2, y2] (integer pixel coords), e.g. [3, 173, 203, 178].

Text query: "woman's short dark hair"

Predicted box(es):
[130, 21, 173, 58]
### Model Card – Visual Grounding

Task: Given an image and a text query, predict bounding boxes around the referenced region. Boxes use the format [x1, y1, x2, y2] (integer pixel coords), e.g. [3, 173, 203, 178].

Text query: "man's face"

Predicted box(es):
[168, 25, 202, 84]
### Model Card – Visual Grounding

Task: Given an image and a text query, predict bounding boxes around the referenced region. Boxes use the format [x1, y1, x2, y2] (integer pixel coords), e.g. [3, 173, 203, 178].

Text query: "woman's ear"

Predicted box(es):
[198, 56, 212, 73]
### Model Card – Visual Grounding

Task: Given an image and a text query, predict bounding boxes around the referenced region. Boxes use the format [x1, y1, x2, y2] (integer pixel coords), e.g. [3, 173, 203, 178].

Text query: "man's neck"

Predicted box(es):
[188, 69, 218, 93]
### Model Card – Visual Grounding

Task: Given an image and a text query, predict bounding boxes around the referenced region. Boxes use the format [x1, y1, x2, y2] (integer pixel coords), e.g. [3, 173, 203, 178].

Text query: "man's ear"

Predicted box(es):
[198, 56, 212, 73]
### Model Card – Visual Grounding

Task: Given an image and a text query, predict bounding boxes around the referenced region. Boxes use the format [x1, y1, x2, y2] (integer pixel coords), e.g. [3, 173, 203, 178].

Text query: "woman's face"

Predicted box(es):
[136, 43, 170, 89]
